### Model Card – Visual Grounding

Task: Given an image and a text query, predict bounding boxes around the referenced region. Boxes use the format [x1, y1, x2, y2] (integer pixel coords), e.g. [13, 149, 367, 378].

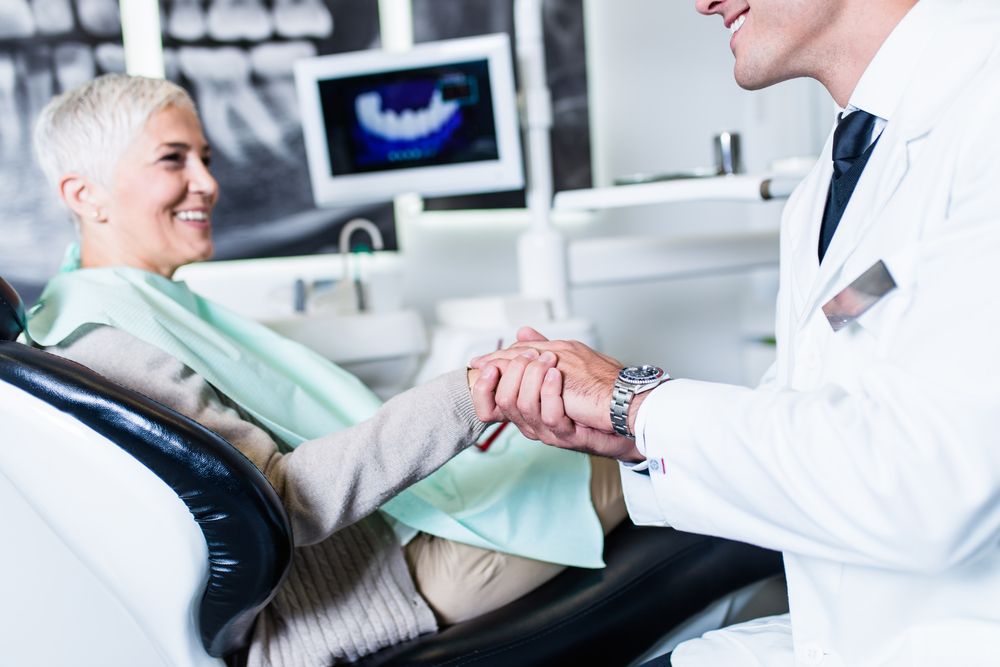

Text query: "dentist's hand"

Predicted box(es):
[470, 327, 622, 433]
[472, 351, 642, 461]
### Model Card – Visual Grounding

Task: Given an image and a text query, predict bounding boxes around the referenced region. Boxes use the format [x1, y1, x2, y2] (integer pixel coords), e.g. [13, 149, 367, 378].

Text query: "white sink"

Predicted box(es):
[260, 309, 428, 399]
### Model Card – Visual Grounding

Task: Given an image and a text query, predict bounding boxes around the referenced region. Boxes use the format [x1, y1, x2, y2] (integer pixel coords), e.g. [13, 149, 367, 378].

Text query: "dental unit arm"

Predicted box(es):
[513, 0, 570, 321]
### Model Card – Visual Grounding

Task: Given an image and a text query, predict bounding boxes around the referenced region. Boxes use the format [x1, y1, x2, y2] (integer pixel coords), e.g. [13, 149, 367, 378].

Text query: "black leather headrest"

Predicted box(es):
[0, 341, 293, 657]
[0, 278, 25, 342]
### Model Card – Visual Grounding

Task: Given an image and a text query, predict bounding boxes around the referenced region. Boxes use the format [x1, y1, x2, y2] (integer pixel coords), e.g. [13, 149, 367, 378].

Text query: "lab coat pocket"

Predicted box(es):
[849, 284, 907, 338]
[843, 248, 920, 353]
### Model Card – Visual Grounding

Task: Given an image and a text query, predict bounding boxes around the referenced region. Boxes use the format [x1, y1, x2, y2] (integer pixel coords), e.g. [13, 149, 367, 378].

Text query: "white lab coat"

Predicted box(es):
[625, 2, 1000, 665]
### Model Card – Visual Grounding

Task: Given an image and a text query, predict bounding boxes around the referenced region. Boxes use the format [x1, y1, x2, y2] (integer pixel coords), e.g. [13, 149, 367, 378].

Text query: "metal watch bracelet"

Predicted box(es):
[610, 365, 667, 439]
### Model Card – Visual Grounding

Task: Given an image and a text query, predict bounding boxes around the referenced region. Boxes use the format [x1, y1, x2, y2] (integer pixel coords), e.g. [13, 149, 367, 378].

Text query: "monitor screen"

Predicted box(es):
[295, 34, 523, 208]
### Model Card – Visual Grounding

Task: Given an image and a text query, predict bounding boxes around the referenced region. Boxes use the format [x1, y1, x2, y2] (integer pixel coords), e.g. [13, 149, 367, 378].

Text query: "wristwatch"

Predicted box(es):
[610, 365, 668, 439]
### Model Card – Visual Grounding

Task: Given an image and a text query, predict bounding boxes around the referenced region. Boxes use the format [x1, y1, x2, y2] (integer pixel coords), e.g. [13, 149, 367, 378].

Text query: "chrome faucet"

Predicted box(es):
[338, 217, 385, 255]
[338, 218, 385, 312]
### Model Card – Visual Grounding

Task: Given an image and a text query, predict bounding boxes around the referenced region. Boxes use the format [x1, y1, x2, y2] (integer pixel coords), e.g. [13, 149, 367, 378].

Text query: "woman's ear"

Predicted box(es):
[59, 174, 108, 223]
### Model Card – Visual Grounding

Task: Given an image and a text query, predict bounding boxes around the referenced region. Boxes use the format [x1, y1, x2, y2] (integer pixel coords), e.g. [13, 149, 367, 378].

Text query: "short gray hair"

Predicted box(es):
[33, 73, 196, 193]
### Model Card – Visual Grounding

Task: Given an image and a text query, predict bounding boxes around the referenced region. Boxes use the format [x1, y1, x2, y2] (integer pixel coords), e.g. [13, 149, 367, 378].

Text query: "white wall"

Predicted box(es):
[585, 0, 830, 188]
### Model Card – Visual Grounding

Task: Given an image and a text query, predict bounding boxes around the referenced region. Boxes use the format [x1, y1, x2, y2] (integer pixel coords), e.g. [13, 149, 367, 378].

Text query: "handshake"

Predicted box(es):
[467, 326, 649, 463]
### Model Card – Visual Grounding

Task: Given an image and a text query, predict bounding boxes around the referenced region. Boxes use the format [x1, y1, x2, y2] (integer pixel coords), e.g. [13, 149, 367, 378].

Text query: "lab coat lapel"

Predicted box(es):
[793, 11, 991, 324]
[795, 125, 911, 323]
[785, 129, 834, 320]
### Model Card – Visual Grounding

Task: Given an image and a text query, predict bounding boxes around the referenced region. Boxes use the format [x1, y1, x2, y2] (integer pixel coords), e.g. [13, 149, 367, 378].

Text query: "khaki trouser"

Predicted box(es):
[404, 455, 627, 625]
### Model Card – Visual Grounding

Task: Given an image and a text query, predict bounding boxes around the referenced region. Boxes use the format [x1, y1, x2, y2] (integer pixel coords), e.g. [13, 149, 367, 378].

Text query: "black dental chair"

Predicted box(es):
[0, 276, 783, 667]
[0, 276, 292, 667]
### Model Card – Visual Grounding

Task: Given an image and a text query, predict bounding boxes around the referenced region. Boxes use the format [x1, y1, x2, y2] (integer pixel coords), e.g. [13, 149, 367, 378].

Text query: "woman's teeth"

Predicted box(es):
[176, 210, 208, 222]
[731, 13, 747, 34]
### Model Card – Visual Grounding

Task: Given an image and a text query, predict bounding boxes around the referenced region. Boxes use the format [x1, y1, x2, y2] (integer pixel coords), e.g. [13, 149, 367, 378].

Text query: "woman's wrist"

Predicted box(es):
[466, 367, 481, 393]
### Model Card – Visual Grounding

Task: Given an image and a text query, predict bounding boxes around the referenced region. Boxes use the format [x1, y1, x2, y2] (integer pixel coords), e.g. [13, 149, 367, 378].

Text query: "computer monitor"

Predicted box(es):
[294, 33, 524, 208]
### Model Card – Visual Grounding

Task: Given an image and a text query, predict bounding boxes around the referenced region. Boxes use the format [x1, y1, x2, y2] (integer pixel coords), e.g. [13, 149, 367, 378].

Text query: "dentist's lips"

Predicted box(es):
[728, 9, 749, 50]
[729, 11, 748, 34]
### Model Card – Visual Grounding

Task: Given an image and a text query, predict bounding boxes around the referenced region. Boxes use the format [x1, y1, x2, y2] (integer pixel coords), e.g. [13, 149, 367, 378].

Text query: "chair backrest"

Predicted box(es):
[0, 277, 293, 665]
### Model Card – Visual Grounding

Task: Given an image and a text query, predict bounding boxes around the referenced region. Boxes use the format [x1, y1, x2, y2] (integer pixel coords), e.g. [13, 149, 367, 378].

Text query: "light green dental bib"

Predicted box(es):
[26, 263, 604, 568]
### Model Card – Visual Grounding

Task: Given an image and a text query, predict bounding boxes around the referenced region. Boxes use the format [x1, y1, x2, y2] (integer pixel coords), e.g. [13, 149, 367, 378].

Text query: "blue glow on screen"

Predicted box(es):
[318, 59, 498, 176]
[352, 79, 466, 166]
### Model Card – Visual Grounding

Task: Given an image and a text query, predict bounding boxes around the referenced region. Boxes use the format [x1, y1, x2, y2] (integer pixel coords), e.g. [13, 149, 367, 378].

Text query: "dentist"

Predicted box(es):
[471, 0, 1000, 665]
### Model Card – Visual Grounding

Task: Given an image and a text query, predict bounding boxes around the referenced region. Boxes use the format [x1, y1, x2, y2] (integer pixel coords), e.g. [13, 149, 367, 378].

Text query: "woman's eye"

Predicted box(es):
[159, 152, 183, 164]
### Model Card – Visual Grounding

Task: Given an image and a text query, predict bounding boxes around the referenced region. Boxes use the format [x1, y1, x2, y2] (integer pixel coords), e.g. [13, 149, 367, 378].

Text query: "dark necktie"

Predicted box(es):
[818, 109, 881, 262]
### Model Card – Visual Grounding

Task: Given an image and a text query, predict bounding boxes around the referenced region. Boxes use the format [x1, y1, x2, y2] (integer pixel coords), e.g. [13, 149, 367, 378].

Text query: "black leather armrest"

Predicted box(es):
[359, 523, 783, 667]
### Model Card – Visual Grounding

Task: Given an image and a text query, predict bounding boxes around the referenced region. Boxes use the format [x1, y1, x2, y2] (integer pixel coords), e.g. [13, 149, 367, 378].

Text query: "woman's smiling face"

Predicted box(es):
[99, 104, 218, 277]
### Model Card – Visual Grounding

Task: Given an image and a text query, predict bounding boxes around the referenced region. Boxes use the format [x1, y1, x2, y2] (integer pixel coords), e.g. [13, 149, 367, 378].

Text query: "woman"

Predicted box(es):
[27, 73, 624, 666]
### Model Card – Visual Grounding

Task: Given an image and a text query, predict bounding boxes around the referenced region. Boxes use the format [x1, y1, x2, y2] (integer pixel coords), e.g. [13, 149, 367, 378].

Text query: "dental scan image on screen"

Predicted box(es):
[295, 34, 523, 207]
[321, 60, 498, 175]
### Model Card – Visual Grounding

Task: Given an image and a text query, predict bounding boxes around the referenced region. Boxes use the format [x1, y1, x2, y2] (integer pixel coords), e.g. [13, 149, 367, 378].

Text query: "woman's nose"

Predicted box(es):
[189, 158, 218, 198]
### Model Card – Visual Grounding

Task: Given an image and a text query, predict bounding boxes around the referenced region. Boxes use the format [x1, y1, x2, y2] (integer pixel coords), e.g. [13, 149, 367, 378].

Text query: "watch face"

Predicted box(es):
[619, 365, 665, 385]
